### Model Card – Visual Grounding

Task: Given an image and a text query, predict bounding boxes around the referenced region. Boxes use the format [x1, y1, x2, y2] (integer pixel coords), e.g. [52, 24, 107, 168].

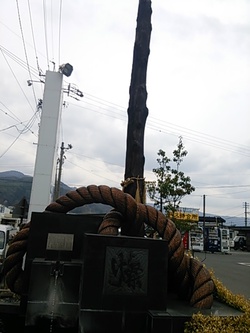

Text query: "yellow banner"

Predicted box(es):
[169, 211, 199, 222]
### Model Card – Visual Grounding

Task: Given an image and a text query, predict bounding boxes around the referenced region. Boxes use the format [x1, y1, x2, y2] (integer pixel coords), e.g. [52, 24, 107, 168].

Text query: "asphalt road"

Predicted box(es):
[194, 250, 250, 300]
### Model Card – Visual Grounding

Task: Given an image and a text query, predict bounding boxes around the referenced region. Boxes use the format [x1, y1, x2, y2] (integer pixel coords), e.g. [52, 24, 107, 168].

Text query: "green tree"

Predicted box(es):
[147, 137, 195, 230]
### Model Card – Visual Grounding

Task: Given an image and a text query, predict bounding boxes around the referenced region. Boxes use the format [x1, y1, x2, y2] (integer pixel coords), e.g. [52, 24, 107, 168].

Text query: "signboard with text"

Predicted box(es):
[169, 208, 199, 222]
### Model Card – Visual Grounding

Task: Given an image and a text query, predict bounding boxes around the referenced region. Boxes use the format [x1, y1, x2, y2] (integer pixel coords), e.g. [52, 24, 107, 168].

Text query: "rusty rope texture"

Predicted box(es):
[4, 185, 214, 308]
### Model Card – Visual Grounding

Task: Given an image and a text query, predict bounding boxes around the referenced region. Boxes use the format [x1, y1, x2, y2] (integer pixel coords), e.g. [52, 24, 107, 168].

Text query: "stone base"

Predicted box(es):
[0, 295, 244, 333]
[79, 294, 243, 333]
[148, 294, 243, 333]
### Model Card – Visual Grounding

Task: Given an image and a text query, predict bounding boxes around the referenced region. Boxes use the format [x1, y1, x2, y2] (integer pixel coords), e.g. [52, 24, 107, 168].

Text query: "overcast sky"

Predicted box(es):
[0, 0, 250, 222]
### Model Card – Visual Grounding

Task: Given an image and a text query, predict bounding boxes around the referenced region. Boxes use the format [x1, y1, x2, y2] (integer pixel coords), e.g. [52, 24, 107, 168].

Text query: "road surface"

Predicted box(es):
[194, 250, 250, 300]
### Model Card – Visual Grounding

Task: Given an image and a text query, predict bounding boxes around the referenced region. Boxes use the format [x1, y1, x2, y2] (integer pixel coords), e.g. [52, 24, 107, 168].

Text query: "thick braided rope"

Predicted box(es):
[136, 203, 214, 308]
[4, 223, 30, 294]
[4, 185, 214, 308]
[98, 210, 123, 235]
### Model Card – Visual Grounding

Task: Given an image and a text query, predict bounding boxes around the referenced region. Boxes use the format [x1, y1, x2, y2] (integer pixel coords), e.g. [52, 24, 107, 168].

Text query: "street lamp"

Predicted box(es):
[59, 63, 73, 77]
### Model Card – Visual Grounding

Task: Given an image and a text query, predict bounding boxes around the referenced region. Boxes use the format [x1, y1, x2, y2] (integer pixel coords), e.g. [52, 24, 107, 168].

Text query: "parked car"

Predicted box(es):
[233, 235, 247, 251]
[0, 224, 18, 262]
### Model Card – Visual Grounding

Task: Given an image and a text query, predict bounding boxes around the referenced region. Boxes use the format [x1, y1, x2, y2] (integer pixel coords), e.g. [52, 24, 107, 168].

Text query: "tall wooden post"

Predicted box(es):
[123, 0, 152, 203]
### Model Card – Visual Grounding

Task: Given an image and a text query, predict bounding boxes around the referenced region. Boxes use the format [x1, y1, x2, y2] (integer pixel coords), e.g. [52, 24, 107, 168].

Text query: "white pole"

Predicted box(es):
[28, 70, 63, 220]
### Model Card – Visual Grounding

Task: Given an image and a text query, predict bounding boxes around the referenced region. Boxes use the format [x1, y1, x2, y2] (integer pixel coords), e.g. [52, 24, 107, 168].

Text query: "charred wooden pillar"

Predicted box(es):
[123, 0, 152, 204]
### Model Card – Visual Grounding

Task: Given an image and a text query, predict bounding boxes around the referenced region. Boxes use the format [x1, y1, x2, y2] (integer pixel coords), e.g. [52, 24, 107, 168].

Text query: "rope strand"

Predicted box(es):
[3, 185, 214, 308]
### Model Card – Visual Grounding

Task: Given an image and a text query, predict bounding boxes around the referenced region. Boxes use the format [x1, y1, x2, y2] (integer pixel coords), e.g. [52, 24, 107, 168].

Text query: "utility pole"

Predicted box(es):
[28, 71, 63, 220]
[53, 142, 72, 200]
[243, 202, 249, 227]
[28, 63, 74, 220]
[203, 194, 206, 251]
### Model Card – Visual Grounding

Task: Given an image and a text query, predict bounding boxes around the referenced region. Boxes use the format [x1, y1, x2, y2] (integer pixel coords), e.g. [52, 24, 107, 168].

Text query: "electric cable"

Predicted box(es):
[0, 45, 43, 126]
[27, 0, 39, 68]
[58, 0, 63, 65]
[0, 45, 41, 79]
[0, 49, 35, 114]
[0, 124, 27, 133]
[50, 0, 55, 62]
[0, 103, 38, 136]
[78, 93, 250, 155]
[68, 150, 124, 168]
[0, 112, 38, 158]
[16, 0, 37, 107]
[1, 40, 249, 158]
[65, 159, 119, 185]
[27, 0, 44, 88]
[0, 132, 23, 159]
[78, 93, 249, 157]
[0, 20, 47, 66]
[43, 0, 50, 69]
[68, 100, 250, 158]
[69, 94, 250, 155]
[0, 130, 36, 145]
[0, 102, 21, 122]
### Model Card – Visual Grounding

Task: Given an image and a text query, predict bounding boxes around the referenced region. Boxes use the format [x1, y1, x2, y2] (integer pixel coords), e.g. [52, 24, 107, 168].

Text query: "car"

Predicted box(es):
[233, 235, 246, 250]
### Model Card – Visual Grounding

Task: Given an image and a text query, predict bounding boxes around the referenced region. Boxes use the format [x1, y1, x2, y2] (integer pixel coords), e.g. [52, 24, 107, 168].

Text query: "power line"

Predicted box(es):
[0, 109, 39, 159]
[27, 0, 43, 77]
[195, 184, 250, 189]
[148, 117, 250, 156]
[0, 123, 31, 134]
[0, 46, 43, 128]
[0, 45, 40, 78]
[1, 43, 243, 159]
[69, 98, 250, 158]
[50, 0, 55, 62]
[0, 131, 23, 158]
[2, 38, 248, 159]
[0, 48, 36, 115]
[68, 151, 124, 169]
[16, 0, 37, 107]
[65, 159, 120, 185]
[0, 103, 38, 136]
[76, 92, 250, 157]
[27, 0, 38, 62]
[71, 94, 250, 155]
[0, 45, 44, 106]
[0, 21, 47, 63]
[0, 129, 37, 145]
[0, 102, 21, 122]
[43, 0, 50, 69]
[58, 0, 63, 65]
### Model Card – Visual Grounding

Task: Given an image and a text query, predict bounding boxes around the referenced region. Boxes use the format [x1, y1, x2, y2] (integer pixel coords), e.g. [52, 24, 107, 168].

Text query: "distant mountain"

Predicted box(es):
[3, 171, 246, 221]
[0, 171, 33, 207]
[0, 170, 72, 206]
[0, 170, 111, 214]
[198, 212, 245, 226]
[0, 170, 31, 179]
[222, 216, 247, 227]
